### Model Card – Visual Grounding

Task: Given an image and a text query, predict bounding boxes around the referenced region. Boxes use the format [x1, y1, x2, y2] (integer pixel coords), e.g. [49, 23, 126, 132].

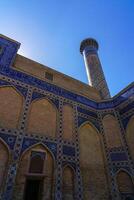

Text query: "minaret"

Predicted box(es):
[80, 38, 110, 99]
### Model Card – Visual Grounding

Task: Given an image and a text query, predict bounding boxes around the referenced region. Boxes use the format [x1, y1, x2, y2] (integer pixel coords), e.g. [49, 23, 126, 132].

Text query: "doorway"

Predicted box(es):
[24, 179, 43, 200]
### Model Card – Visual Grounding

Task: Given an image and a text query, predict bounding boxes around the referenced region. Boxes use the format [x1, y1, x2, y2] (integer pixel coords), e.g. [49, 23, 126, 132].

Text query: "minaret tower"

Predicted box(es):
[80, 38, 110, 99]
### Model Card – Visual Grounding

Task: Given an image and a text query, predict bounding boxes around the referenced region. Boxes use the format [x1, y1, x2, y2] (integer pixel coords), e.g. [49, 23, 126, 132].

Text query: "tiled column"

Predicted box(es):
[55, 99, 63, 200]
[73, 104, 83, 200]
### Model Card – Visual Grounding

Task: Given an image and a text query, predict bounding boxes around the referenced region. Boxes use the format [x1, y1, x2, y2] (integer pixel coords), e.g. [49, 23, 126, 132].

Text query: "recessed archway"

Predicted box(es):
[13, 143, 54, 200]
[63, 104, 74, 141]
[0, 86, 24, 129]
[62, 165, 75, 200]
[79, 122, 109, 200]
[126, 115, 134, 162]
[102, 114, 122, 148]
[27, 98, 57, 137]
[116, 170, 134, 196]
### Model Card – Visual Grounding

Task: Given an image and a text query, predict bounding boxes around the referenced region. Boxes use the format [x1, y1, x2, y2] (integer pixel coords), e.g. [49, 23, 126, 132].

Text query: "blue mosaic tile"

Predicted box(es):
[51, 99, 59, 109]
[76, 95, 97, 108]
[119, 101, 134, 115]
[31, 91, 45, 101]
[92, 120, 100, 131]
[97, 101, 114, 109]
[0, 132, 16, 150]
[10, 163, 17, 175]
[31, 92, 59, 109]
[78, 116, 88, 127]
[21, 137, 57, 158]
[113, 86, 134, 106]
[13, 152, 19, 161]
[0, 35, 134, 110]
[21, 137, 39, 153]
[113, 166, 131, 174]
[63, 145, 75, 157]
[77, 107, 97, 118]
[121, 115, 133, 130]
[3, 191, 12, 200]
[2, 68, 96, 108]
[0, 80, 27, 98]
[101, 112, 115, 119]
[15, 85, 28, 98]
[0, 36, 20, 70]
[0, 44, 6, 60]
[78, 116, 100, 132]
[43, 141, 57, 157]
[0, 65, 133, 110]
[2, 162, 18, 200]
[0, 79, 11, 86]
[113, 96, 127, 107]
[110, 152, 127, 162]
[109, 146, 124, 152]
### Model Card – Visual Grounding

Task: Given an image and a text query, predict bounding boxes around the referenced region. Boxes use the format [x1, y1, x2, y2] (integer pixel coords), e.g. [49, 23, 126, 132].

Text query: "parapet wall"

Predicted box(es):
[13, 54, 101, 101]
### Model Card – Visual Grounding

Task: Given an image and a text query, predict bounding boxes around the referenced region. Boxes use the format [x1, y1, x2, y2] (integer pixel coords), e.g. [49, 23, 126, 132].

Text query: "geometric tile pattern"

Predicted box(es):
[0, 35, 134, 200]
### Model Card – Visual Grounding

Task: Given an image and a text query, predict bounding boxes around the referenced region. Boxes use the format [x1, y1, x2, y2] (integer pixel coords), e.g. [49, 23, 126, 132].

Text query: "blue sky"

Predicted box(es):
[0, 0, 134, 96]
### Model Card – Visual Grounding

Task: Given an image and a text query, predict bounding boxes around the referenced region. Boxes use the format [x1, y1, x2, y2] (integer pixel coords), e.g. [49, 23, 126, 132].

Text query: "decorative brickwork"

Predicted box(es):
[0, 34, 134, 200]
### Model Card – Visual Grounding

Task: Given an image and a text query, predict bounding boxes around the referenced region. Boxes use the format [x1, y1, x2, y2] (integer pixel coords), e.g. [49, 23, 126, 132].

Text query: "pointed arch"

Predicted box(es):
[63, 104, 74, 141]
[126, 115, 134, 162]
[102, 114, 122, 148]
[62, 165, 75, 200]
[0, 86, 24, 129]
[63, 163, 76, 174]
[27, 98, 57, 137]
[0, 137, 11, 155]
[13, 143, 54, 200]
[79, 120, 100, 135]
[0, 139, 10, 190]
[21, 142, 55, 161]
[116, 170, 134, 195]
[79, 121, 109, 199]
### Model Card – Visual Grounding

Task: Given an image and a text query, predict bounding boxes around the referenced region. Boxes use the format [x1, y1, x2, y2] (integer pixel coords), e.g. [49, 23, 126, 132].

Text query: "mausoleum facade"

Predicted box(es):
[0, 35, 133, 200]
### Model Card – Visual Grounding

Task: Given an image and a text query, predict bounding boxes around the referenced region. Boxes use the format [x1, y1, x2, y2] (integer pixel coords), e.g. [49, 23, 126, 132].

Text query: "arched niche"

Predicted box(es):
[126, 116, 134, 162]
[0, 139, 9, 190]
[0, 86, 23, 129]
[116, 170, 134, 195]
[102, 114, 122, 148]
[62, 165, 75, 200]
[27, 98, 57, 137]
[13, 144, 54, 200]
[79, 122, 109, 200]
[63, 104, 74, 141]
